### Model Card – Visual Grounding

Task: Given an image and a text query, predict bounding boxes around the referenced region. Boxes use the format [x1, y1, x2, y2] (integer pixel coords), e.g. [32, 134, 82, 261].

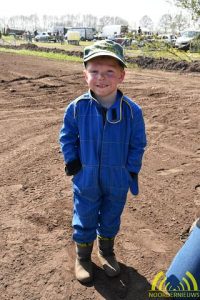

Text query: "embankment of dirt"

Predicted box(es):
[1, 43, 200, 72]
[126, 55, 200, 72]
[0, 43, 83, 58]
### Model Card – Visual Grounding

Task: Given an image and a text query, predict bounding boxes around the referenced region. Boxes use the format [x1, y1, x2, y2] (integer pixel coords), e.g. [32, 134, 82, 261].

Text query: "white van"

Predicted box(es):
[175, 30, 200, 50]
[101, 25, 128, 39]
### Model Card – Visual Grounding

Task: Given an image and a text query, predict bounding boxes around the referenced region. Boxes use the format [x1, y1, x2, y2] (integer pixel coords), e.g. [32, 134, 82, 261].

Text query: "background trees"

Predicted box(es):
[0, 14, 129, 32]
[172, 0, 200, 20]
[0, 5, 196, 34]
[139, 15, 154, 30]
[158, 12, 189, 33]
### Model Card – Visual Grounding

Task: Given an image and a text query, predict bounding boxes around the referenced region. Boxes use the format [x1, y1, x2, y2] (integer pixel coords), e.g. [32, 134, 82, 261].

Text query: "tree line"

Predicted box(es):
[172, 0, 200, 20]
[0, 13, 196, 34]
[0, 14, 129, 32]
[0, 1, 199, 33]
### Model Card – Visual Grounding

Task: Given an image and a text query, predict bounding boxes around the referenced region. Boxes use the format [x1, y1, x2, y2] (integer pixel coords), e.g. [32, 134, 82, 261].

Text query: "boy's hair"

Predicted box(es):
[83, 39, 127, 68]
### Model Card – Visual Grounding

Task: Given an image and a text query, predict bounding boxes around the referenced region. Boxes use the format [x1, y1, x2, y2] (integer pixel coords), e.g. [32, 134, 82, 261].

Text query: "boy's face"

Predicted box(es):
[84, 56, 125, 100]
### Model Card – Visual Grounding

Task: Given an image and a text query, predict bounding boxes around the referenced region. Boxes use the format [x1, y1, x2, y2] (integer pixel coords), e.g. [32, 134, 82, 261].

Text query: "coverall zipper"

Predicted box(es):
[99, 107, 107, 188]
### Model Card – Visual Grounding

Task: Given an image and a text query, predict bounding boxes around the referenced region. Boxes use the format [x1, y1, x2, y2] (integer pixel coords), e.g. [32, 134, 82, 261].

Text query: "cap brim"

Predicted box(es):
[84, 51, 127, 68]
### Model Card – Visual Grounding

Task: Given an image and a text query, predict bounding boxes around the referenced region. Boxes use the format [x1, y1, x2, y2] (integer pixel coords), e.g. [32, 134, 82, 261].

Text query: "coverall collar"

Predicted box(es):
[88, 89, 123, 124]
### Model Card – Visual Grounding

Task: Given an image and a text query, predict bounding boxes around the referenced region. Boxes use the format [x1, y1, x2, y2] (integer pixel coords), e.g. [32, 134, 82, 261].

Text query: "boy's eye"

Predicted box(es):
[107, 70, 114, 75]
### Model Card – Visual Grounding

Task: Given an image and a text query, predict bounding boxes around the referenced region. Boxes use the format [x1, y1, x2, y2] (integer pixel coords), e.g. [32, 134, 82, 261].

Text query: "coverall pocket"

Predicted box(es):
[72, 166, 99, 201]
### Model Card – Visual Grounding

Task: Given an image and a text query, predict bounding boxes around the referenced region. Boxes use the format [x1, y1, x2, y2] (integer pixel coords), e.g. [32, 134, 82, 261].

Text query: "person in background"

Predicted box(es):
[138, 26, 142, 35]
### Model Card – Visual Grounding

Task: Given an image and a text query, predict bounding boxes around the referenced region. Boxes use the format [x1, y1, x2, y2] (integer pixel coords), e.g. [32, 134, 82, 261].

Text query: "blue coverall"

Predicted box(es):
[60, 90, 146, 243]
[166, 220, 200, 300]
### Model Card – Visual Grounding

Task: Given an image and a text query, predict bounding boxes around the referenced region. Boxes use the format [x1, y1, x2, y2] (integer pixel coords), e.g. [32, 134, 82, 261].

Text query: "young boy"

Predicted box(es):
[59, 40, 147, 283]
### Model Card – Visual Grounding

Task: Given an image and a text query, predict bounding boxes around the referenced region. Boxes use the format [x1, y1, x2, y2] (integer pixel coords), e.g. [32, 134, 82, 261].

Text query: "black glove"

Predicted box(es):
[65, 158, 82, 176]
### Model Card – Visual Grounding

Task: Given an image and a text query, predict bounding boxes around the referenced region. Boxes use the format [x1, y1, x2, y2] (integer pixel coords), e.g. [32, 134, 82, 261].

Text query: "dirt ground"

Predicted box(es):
[0, 52, 200, 300]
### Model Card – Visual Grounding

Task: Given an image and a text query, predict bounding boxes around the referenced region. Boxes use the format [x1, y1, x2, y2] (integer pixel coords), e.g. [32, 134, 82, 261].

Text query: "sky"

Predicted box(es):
[0, 0, 184, 26]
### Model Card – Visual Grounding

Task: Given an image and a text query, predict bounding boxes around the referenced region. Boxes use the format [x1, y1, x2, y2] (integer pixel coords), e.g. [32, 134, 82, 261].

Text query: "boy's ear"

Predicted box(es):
[83, 69, 89, 83]
[119, 70, 125, 83]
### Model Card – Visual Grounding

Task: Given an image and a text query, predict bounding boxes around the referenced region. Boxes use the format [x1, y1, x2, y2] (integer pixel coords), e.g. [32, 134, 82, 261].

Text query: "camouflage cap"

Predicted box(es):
[83, 39, 127, 68]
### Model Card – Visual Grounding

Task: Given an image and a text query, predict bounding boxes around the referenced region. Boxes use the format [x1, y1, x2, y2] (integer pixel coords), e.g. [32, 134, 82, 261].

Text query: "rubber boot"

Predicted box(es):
[97, 236, 120, 277]
[75, 242, 93, 283]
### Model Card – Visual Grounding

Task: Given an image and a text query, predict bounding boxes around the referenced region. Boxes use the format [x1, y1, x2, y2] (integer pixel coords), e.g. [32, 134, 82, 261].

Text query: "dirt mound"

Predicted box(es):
[126, 55, 200, 72]
[19, 43, 39, 50]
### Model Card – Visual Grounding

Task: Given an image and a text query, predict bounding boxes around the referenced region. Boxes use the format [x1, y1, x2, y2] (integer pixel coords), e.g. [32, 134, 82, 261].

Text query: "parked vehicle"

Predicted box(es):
[35, 32, 56, 42]
[158, 34, 177, 46]
[175, 30, 200, 50]
[64, 27, 96, 41]
[101, 25, 128, 40]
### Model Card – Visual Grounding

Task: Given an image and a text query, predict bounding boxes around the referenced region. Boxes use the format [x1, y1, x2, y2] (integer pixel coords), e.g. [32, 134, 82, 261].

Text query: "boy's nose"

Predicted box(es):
[97, 72, 106, 79]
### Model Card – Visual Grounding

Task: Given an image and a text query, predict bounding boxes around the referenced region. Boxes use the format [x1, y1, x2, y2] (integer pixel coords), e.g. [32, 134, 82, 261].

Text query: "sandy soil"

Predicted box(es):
[0, 52, 200, 300]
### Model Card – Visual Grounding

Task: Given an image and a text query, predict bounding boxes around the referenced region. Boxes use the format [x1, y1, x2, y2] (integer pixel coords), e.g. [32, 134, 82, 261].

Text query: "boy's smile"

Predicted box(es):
[84, 56, 125, 103]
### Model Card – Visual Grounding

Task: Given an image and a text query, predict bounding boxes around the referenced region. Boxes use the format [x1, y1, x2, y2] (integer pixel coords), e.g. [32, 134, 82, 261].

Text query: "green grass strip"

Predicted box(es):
[0, 47, 82, 62]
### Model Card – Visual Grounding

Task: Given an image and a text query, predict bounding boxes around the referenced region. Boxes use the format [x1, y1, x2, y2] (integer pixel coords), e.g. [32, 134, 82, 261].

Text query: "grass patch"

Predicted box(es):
[0, 47, 82, 62]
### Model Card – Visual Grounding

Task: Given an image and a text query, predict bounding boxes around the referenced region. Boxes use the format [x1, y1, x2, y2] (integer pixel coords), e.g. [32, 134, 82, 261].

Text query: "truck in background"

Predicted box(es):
[4, 27, 25, 37]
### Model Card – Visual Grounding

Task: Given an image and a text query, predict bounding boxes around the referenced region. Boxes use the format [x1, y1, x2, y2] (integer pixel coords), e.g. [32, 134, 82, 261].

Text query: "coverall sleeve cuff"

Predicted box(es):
[65, 158, 82, 176]
[129, 172, 138, 179]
